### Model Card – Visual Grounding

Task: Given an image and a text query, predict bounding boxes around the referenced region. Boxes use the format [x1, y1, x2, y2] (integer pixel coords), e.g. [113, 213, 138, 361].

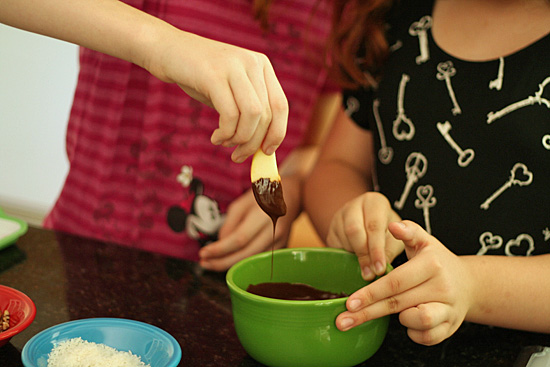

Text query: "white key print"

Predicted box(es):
[393, 74, 415, 141]
[414, 185, 436, 234]
[345, 96, 360, 116]
[480, 163, 533, 210]
[487, 76, 550, 124]
[373, 99, 394, 164]
[477, 232, 503, 256]
[395, 152, 427, 210]
[409, 16, 432, 65]
[505, 234, 535, 257]
[542, 135, 550, 150]
[390, 40, 403, 52]
[489, 57, 504, 91]
[436, 61, 462, 115]
[436, 121, 475, 167]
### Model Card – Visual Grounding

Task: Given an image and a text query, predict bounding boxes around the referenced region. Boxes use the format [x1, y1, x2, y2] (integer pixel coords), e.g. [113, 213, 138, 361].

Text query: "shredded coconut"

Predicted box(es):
[47, 337, 151, 367]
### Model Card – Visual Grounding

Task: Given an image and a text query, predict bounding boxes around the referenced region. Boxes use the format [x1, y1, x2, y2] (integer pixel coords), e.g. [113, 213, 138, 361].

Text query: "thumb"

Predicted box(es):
[388, 220, 431, 259]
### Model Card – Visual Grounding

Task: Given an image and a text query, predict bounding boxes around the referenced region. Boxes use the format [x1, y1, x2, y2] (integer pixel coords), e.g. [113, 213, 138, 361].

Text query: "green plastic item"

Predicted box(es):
[227, 247, 391, 367]
[0, 208, 28, 251]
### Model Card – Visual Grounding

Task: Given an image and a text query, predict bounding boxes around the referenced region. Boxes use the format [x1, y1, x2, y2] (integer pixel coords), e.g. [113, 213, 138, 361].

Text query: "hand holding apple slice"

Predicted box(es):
[251, 149, 287, 223]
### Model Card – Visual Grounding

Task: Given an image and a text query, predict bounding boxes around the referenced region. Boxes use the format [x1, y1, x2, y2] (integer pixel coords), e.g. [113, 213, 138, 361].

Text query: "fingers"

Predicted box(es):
[384, 235, 406, 264]
[210, 55, 287, 163]
[340, 259, 429, 316]
[326, 209, 359, 253]
[364, 217, 388, 277]
[336, 221, 466, 345]
[400, 303, 457, 346]
[199, 226, 273, 271]
[335, 238, 438, 331]
[327, 208, 384, 280]
[260, 61, 288, 154]
[199, 199, 265, 270]
[210, 74, 265, 162]
[388, 220, 432, 256]
[327, 194, 394, 280]
[199, 189, 293, 271]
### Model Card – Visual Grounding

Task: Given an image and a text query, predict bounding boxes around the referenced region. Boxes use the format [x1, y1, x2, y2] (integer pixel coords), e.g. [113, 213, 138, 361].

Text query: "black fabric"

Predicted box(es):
[344, 0, 550, 256]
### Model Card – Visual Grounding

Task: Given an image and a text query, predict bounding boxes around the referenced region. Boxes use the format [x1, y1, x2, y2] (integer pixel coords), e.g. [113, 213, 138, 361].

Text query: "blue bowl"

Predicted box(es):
[21, 318, 182, 367]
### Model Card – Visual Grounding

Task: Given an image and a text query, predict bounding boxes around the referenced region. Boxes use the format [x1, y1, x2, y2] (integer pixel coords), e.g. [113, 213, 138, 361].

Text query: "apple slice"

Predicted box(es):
[250, 149, 287, 221]
[251, 149, 281, 183]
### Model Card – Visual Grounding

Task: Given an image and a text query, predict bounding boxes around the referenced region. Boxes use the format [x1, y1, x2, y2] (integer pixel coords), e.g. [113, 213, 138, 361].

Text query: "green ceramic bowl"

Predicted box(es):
[226, 248, 390, 367]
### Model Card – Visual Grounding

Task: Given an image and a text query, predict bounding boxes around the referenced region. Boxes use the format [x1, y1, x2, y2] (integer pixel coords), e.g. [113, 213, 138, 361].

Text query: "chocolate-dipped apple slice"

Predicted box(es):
[250, 149, 287, 225]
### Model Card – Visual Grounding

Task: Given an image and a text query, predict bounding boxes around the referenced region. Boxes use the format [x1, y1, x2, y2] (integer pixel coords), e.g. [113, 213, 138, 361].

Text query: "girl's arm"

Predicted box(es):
[0, 0, 289, 162]
[304, 108, 375, 240]
[304, 109, 404, 278]
[464, 253, 550, 332]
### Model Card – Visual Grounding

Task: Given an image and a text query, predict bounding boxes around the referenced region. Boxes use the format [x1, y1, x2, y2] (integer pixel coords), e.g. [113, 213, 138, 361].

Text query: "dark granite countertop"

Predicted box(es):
[0, 226, 549, 366]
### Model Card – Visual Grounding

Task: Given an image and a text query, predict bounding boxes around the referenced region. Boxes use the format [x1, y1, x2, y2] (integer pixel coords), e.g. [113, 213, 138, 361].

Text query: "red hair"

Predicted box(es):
[328, 0, 393, 88]
[253, 0, 274, 31]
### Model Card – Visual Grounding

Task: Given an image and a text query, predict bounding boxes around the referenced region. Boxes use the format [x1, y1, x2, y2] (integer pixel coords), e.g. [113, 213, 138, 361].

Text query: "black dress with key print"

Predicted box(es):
[344, 0, 550, 256]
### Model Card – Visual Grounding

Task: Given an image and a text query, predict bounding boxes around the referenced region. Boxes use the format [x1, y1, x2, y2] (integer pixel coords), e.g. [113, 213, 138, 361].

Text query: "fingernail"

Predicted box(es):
[348, 299, 361, 311]
[232, 154, 246, 163]
[362, 266, 373, 280]
[396, 221, 406, 229]
[375, 261, 385, 275]
[211, 133, 222, 145]
[340, 317, 354, 330]
[263, 145, 276, 156]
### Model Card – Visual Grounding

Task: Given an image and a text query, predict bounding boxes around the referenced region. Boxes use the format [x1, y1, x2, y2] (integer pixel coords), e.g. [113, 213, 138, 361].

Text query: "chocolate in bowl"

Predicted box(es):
[227, 248, 391, 367]
[247, 282, 347, 301]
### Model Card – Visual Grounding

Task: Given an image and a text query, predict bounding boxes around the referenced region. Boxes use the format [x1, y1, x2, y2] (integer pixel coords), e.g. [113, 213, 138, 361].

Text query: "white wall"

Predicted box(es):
[0, 24, 79, 225]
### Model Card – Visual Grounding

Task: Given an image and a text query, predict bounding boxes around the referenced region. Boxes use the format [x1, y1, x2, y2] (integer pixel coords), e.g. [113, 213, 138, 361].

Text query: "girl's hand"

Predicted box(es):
[336, 220, 475, 346]
[0, 0, 288, 164]
[326, 192, 404, 280]
[149, 31, 289, 163]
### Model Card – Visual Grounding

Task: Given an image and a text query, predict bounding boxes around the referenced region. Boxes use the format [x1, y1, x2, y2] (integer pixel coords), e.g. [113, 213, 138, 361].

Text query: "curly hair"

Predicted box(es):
[253, 0, 274, 31]
[327, 0, 393, 89]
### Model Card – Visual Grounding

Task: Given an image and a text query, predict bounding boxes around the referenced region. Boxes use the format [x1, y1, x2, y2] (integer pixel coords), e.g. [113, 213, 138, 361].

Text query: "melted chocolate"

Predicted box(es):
[247, 282, 348, 301]
[251, 177, 287, 279]
[252, 178, 287, 224]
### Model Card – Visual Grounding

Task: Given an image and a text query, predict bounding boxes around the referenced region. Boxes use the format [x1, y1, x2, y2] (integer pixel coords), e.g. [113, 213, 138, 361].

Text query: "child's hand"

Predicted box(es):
[326, 192, 404, 280]
[148, 31, 288, 163]
[336, 220, 475, 346]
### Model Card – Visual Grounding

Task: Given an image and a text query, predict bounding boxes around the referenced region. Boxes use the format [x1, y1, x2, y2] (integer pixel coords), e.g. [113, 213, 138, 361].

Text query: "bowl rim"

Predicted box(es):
[0, 208, 29, 250]
[21, 317, 182, 367]
[226, 247, 358, 306]
[0, 284, 36, 340]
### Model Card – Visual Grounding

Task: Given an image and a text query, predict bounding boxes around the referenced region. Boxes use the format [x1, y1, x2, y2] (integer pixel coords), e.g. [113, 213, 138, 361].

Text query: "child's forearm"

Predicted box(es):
[464, 253, 550, 333]
[0, 0, 173, 76]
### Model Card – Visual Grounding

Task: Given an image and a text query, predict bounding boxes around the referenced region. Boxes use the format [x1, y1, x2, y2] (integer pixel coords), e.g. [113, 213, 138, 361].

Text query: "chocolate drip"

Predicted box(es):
[247, 282, 348, 301]
[252, 178, 287, 279]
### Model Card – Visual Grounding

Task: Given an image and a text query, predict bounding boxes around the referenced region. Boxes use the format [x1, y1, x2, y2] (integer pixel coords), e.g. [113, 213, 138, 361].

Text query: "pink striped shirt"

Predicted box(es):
[44, 0, 337, 260]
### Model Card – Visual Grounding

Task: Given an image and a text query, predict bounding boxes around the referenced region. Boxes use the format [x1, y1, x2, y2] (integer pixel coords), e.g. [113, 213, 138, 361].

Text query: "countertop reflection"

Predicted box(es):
[0, 226, 549, 367]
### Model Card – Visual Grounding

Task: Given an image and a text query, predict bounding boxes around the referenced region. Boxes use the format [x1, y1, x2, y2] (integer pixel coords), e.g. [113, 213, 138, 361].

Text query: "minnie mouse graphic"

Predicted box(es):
[167, 165, 225, 247]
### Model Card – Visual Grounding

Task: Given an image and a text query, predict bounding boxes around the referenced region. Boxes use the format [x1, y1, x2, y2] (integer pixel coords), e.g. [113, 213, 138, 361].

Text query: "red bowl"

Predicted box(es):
[0, 285, 36, 347]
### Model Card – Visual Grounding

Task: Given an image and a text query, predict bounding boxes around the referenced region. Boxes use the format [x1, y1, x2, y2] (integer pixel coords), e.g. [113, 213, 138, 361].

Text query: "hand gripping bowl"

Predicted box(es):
[226, 248, 391, 367]
[0, 285, 36, 347]
[21, 318, 182, 367]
